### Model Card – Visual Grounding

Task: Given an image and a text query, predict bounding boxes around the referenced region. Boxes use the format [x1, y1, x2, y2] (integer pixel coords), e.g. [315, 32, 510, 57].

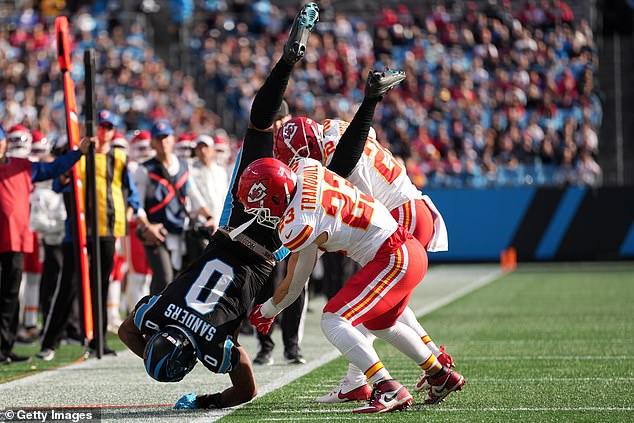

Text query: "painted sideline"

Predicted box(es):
[200, 265, 503, 422]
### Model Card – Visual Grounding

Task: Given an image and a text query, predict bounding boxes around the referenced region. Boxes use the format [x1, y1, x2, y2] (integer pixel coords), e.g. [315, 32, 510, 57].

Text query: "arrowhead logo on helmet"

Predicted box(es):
[247, 182, 268, 203]
[282, 122, 299, 144]
[237, 158, 297, 229]
[274, 117, 324, 166]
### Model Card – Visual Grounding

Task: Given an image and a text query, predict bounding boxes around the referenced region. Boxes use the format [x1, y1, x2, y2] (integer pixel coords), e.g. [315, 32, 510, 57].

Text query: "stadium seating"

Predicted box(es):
[0, 1, 602, 187]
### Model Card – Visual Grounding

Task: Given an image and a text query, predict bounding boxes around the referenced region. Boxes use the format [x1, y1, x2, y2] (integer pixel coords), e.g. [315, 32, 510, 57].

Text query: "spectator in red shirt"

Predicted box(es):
[0, 125, 91, 364]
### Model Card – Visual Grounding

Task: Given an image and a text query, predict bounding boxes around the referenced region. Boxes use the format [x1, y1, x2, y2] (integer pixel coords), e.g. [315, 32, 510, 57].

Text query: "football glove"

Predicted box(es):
[174, 393, 198, 409]
[249, 304, 276, 335]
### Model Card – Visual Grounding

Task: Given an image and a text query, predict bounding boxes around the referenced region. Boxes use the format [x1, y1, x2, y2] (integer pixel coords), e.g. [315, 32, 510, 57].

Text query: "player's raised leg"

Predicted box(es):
[249, 2, 319, 132]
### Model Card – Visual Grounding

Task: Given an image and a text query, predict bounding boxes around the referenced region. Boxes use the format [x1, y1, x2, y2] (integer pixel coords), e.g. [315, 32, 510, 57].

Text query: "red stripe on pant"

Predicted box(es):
[391, 198, 435, 249]
[323, 227, 427, 330]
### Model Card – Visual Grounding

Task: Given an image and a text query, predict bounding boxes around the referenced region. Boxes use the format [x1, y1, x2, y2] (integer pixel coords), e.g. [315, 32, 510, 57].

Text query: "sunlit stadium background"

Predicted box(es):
[0, 0, 632, 421]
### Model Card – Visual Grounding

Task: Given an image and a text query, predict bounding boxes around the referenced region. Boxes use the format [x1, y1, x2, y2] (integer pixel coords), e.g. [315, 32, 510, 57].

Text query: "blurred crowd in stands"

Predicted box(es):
[0, 0, 604, 364]
[1, 0, 603, 189]
[191, 0, 603, 187]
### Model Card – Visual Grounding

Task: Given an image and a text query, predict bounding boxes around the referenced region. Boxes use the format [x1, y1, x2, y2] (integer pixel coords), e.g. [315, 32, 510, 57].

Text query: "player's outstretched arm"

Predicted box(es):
[328, 69, 406, 178]
[118, 314, 146, 358]
[177, 346, 257, 409]
[251, 236, 323, 335]
[250, 245, 318, 334]
[271, 244, 318, 310]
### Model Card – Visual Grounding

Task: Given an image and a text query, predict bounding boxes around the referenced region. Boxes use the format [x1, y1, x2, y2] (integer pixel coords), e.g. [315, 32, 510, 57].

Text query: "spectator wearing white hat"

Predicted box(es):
[183, 134, 228, 266]
[192, 134, 228, 226]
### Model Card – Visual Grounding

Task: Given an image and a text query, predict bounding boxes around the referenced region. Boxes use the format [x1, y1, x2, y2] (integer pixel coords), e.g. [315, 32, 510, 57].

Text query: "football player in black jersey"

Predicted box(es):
[118, 3, 320, 409]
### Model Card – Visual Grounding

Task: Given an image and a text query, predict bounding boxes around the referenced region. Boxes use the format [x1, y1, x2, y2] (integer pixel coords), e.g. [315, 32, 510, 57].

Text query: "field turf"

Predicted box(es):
[221, 263, 634, 422]
[0, 332, 126, 383]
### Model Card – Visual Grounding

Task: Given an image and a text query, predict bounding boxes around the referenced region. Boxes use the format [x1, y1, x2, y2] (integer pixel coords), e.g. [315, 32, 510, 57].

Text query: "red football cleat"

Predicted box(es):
[353, 379, 413, 413]
[415, 346, 455, 392]
[315, 380, 372, 403]
[424, 369, 465, 405]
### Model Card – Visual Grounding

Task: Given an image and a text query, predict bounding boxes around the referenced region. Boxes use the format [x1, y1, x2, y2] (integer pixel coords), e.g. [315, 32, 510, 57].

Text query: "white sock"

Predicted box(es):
[398, 306, 442, 357]
[321, 312, 390, 385]
[24, 272, 40, 328]
[342, 324, 376, 386]
[125, 272, 151, 311]
[108, 280, 122, 326]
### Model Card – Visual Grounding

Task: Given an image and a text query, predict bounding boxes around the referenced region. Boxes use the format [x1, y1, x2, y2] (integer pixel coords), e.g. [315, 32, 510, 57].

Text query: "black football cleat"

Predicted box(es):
[365, 69, 406, 99]
[283, 2, 320, 64]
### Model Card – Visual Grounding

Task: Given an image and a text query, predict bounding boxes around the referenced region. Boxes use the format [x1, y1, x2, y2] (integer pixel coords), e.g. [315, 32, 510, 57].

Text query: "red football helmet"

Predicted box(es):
[130, 130, 154, 162]
[274, 117, 324, 165]
[7, 124, 32, 158]
[30, 130, 50, 160]
[237, 158, 297, 229]
[175, 133, 196, 159]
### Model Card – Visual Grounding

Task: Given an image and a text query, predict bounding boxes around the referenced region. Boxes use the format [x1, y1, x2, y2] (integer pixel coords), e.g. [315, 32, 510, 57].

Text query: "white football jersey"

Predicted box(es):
[321, 119, 423, 211]
[278, 158, 397, 266]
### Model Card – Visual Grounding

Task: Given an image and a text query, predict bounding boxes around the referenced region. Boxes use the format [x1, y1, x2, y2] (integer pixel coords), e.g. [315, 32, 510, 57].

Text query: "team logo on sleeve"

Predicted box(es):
[248, 182, 268, 203]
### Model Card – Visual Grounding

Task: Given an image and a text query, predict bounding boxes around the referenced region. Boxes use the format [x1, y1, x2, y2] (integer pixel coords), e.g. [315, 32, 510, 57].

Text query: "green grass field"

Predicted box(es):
[0, 332, 125, 383]
[222, 263, 634, 422]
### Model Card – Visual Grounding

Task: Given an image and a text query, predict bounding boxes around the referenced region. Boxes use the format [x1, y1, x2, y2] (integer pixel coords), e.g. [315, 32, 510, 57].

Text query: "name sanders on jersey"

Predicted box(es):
[164, 303, 217, 342]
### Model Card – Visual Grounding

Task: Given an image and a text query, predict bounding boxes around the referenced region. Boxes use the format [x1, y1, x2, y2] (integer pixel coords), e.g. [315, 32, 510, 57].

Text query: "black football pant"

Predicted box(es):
[39, 242, 63, 324]
[41, 238, 115, 350]
[0, 252, 24, 356]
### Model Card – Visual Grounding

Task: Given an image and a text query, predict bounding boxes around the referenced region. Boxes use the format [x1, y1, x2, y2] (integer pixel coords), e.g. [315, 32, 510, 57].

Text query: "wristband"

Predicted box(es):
[196, 392, 223, 409]
[260, 298, 279, 318]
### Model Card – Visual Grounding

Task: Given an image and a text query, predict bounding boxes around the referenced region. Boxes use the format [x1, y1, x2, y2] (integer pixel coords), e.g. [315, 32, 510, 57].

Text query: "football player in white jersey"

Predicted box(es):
[237, 157, 465, 413]
[273, 117, 454, 401]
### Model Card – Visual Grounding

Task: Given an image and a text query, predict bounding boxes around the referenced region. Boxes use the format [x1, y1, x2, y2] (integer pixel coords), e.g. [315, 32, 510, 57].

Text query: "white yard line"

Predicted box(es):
[0, 264, 502, 423]
[262, 406, 634, 415]
[202, 265, 503, 422]
[413, 269, 502, 316]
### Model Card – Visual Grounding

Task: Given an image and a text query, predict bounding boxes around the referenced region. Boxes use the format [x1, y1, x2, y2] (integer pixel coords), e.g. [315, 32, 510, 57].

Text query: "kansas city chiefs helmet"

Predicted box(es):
[237, 158, 297, 229]
[274, 117, 324, 166]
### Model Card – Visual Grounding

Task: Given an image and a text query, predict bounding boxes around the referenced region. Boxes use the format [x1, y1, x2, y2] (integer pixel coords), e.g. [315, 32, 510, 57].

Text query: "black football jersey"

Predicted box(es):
[133, 233, 274, 373]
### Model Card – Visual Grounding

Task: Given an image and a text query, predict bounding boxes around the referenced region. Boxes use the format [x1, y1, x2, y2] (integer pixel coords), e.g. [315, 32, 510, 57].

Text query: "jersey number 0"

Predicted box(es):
[185, 259, 234, 315]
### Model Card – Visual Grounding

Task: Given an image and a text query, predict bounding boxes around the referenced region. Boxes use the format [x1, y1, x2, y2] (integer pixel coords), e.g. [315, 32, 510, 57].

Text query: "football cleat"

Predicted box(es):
[253, 350, 274, 366]
[284, 350, 307, 364]
[353, 379, 412, 413]
[36, 349, 55, 361]
[424, 369, 465, 405]
[315, 379, 372, 403]
[365, 69, 406, 99]
[283, 2, 320, 64]
[415, 347, 455, 392]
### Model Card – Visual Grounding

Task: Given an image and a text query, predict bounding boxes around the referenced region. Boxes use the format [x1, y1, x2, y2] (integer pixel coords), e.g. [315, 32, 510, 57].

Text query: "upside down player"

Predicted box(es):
[274, 117, 455, 401]
[238, 153, 465, 413]
[117, 2, 321, 409]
